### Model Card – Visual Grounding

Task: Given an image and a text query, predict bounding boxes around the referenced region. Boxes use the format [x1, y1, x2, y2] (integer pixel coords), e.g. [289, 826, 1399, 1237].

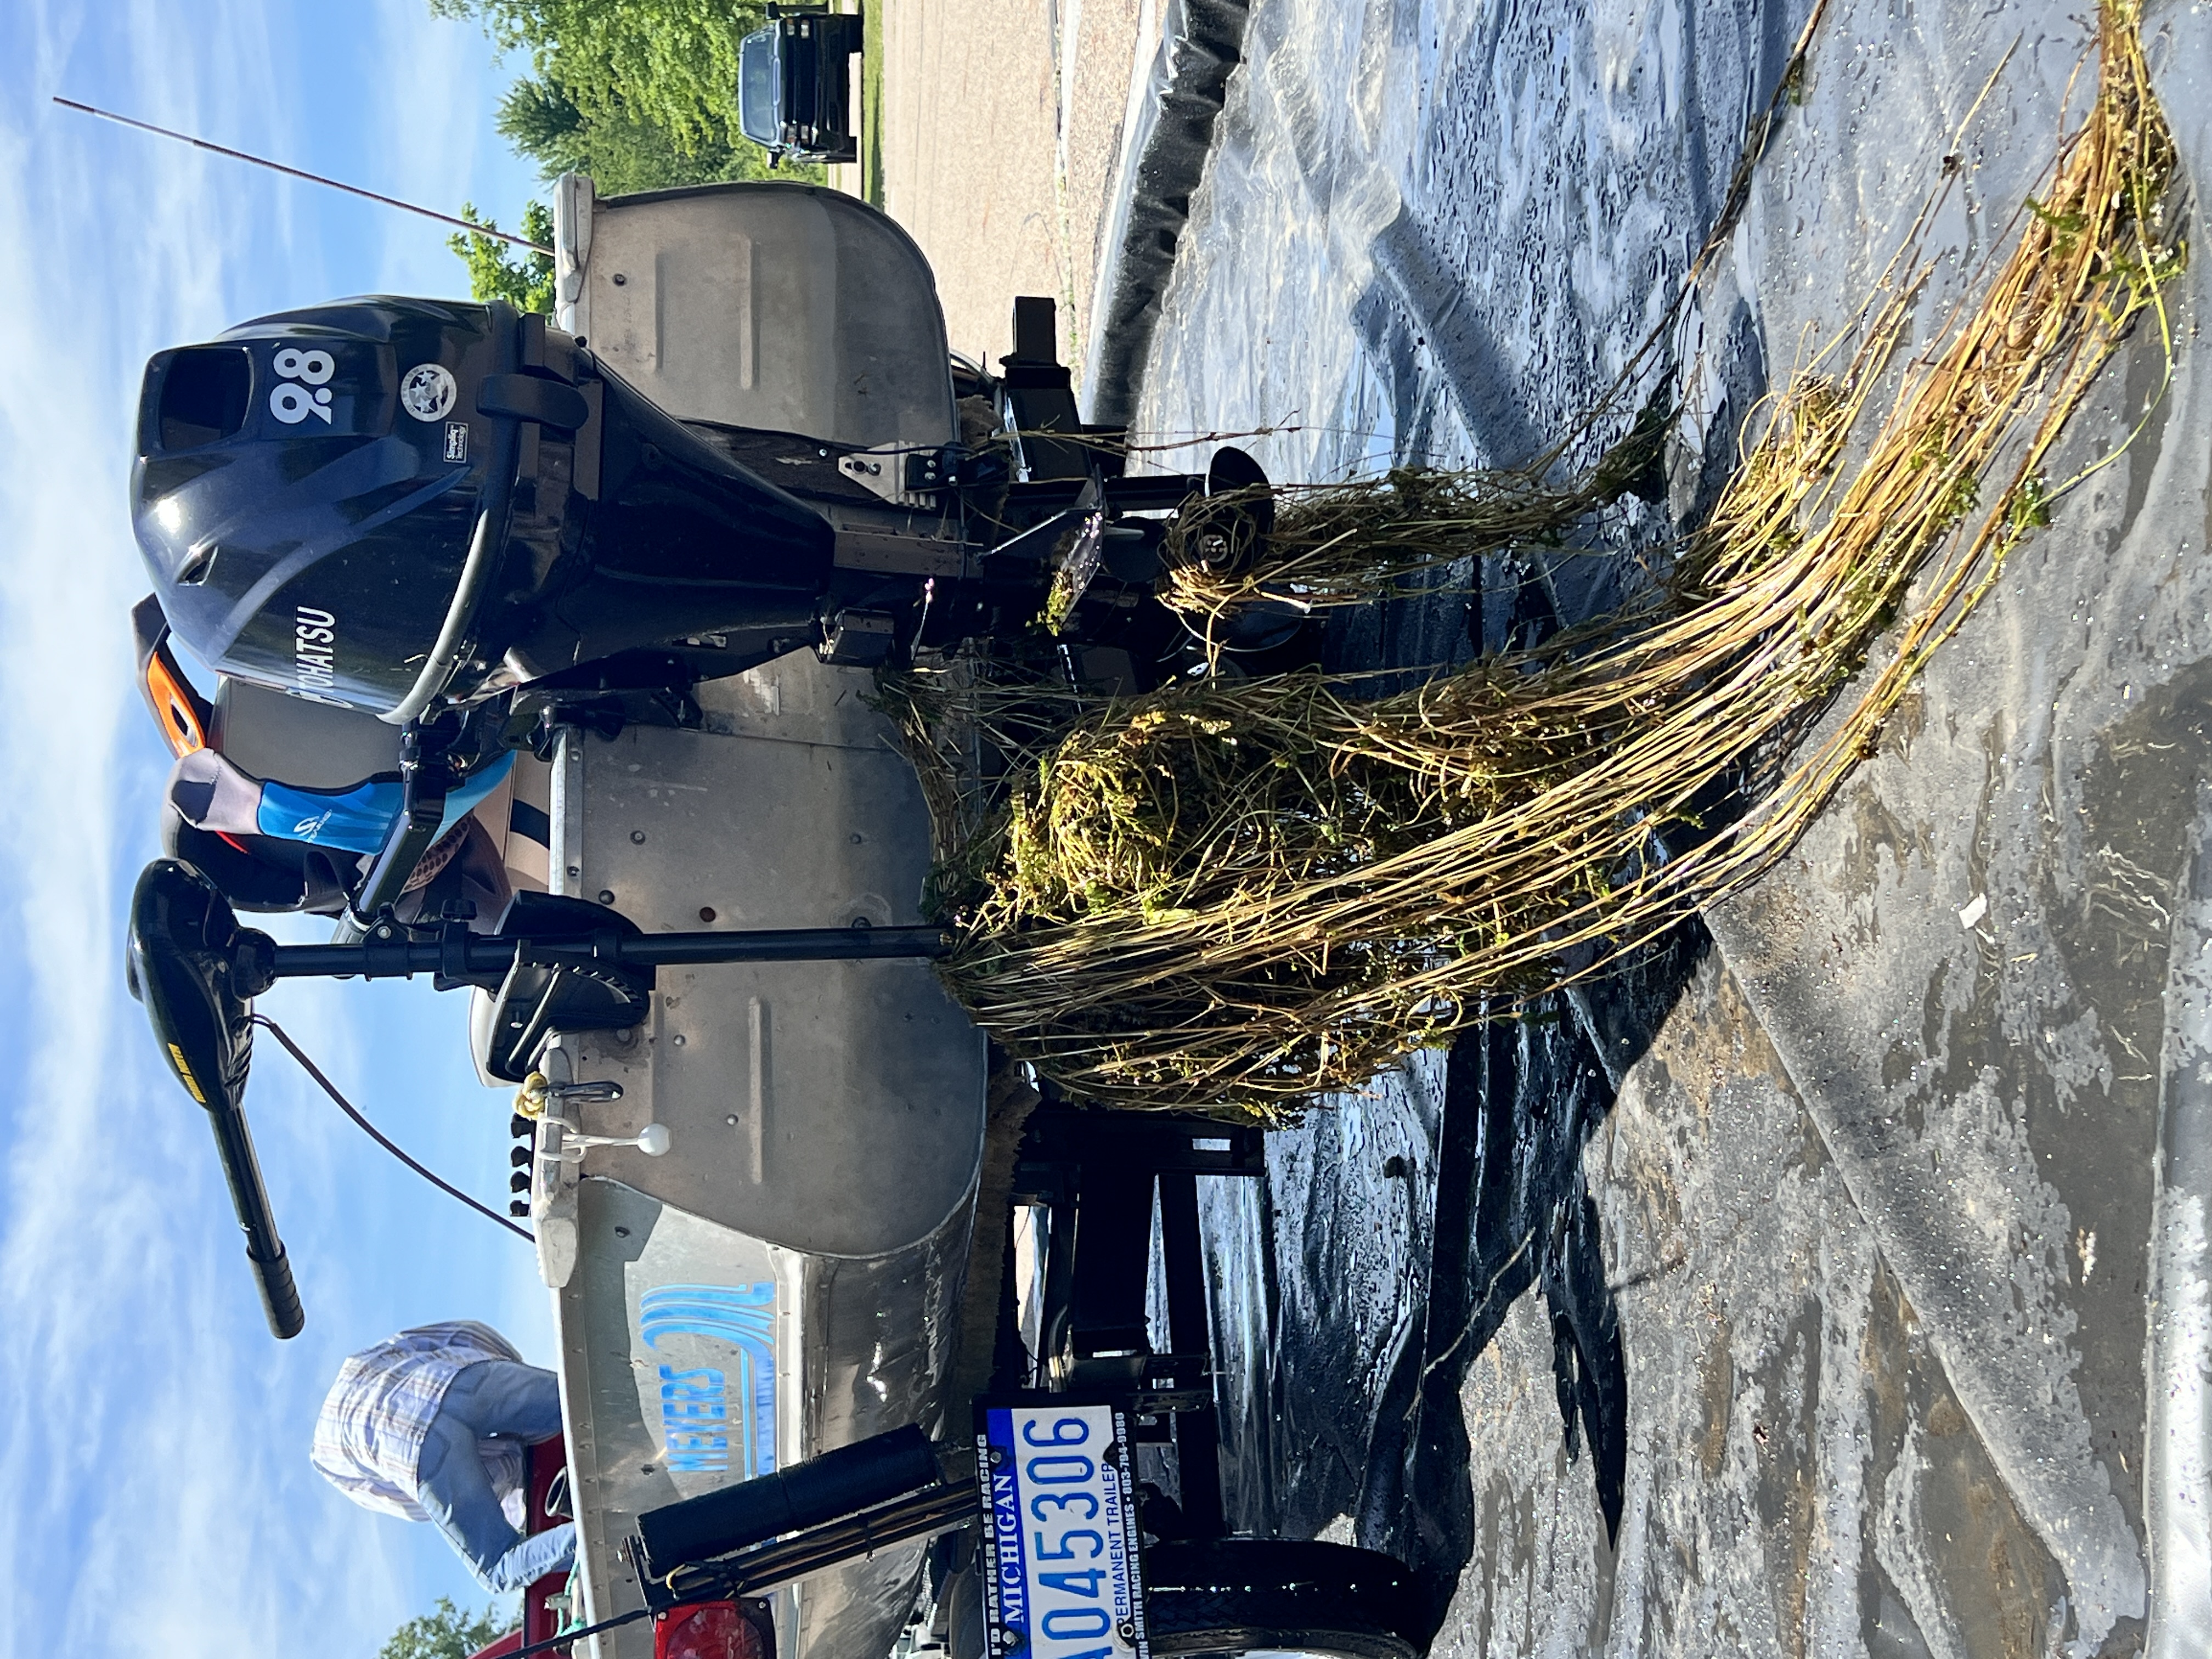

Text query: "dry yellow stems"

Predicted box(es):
[913, 2, 2179, 1118]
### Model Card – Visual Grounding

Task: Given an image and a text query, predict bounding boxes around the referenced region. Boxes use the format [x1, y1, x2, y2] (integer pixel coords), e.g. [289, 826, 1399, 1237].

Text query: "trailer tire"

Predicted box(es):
[1140, 1540, 1424, 1659]
[943, 1559, 986, 1659]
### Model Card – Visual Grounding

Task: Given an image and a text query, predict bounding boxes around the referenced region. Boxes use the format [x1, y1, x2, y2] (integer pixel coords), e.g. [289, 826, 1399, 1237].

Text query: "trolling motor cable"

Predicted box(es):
[249, 1014, 535, 1244]
[494, 1605, 654, 1659]
[246, 1016, 674, 1656]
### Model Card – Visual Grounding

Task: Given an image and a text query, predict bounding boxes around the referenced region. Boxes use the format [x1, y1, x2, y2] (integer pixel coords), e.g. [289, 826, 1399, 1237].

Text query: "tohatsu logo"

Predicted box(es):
[289, 606, 347, 706]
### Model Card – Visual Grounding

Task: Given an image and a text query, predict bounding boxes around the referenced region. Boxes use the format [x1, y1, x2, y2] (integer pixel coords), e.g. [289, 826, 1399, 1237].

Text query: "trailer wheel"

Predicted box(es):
[1141, 1540, 1425, 1659]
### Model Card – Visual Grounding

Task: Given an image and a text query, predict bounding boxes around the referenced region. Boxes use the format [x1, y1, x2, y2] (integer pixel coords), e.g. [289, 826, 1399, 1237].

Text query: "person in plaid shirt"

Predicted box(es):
[312, 1320, 577, 1592]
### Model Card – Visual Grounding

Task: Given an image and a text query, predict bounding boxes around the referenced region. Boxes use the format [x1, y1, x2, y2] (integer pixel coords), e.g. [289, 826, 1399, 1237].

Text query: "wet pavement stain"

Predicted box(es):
[1859, 1256, 2073, 1658]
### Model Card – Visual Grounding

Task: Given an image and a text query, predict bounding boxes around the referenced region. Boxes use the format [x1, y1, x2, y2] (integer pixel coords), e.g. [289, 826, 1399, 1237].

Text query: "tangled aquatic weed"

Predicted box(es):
[894, 2, 2181, 1119]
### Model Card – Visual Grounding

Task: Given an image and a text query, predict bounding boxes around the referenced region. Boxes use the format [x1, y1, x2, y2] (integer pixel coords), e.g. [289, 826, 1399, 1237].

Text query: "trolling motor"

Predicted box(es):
[127, 859, 951, 1338]
[126, 861, 302, 1336]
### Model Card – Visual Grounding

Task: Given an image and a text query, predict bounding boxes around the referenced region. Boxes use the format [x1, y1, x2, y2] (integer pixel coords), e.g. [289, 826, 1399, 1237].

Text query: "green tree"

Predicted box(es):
[495, 74, 763, 197]
[435, 0, 828, 296]
[430, 0, 783, 166]
[448, 200, 556, 311]
[379, 1595, 516, 1659]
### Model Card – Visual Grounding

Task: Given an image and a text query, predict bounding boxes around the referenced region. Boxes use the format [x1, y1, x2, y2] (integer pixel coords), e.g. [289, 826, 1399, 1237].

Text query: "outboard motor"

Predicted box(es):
[121, 238, 1277, 1342]
[132, 285, 1246, 732]
[120, 269, 1275, 1335]
[133, 297, 840, 720]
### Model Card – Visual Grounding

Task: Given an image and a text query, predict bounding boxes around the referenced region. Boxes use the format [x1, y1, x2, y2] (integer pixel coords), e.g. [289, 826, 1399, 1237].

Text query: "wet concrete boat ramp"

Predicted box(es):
[882, 0, 2212, 1651]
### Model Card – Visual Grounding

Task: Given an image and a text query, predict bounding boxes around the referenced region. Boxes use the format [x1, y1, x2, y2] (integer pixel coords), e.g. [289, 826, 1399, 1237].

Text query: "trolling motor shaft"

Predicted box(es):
[127, 860, 304, 1336]
[234, 916, 953, 991]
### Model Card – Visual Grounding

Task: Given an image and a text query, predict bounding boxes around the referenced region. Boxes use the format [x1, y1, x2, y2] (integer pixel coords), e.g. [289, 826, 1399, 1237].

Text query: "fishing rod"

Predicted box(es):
[51, 96, 553, 255]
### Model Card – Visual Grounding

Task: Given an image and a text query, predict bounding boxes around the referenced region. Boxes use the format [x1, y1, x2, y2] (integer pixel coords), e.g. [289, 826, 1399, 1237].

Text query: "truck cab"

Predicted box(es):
[738, 6, 864, 167]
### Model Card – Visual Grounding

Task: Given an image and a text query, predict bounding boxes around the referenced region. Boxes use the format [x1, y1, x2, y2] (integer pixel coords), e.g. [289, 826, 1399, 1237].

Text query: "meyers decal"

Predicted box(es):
[290, 606, 347, 705]
[637, 1282, 778, 1477]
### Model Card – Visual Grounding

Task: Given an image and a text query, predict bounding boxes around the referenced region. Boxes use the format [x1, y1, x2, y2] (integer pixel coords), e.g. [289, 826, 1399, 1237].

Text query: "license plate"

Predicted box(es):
[975, 1402, 1148, 1659]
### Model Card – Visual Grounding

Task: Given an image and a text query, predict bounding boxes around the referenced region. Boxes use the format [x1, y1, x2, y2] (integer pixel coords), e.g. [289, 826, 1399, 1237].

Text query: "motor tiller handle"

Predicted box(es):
[128, 859, 304, 1338]
[206, 1091, 304, 1338]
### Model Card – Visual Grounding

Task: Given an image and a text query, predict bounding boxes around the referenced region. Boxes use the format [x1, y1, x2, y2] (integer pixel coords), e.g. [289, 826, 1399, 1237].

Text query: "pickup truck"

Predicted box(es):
[739, 4, 864, 167]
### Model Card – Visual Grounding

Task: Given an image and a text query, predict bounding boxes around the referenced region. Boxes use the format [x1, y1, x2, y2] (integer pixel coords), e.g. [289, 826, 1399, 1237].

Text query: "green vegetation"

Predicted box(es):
[491, 71, 761, 198]
[860, 0, 883, 206]
[379, 1596, 515, 1659]
[434, 1, 775, 162]
[435, 0, 827, 302]
[904, 4, 2179, 1117]
[448, 201, 555, 313]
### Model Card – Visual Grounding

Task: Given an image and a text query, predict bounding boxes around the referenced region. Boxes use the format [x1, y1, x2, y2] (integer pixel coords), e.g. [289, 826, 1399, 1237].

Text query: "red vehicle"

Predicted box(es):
[469, 1443, 770, 1659]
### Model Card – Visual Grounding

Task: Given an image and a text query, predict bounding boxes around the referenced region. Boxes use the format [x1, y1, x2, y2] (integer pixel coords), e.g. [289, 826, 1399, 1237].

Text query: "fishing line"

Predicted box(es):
[51, 97, 554, 253]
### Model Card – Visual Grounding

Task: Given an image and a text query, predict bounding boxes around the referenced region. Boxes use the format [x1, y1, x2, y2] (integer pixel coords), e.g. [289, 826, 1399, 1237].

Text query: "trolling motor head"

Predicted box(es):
[132, 297, 836, 723]
[127, 859, 302, 1338]
[127, 858, 252, 1108]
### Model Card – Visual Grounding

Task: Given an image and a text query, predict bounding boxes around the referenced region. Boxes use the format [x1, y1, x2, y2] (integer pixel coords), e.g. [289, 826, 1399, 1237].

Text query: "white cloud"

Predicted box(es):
[362, 0, 549, 300]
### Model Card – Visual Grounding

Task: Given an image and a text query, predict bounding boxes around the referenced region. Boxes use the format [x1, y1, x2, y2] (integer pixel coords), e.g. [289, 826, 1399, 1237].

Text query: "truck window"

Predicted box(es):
[739, 30, 781, 147]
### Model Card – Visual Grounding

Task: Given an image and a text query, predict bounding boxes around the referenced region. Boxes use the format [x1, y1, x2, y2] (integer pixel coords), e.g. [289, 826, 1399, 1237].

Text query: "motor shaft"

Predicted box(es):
[257, 922, 954, 984]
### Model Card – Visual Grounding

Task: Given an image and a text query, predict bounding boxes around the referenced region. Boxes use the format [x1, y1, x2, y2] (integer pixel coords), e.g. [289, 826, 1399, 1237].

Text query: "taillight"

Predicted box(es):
[652, 1604, 764, 1659]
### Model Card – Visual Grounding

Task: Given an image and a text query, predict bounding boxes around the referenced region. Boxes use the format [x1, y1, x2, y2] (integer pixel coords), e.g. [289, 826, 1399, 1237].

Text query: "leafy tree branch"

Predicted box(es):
[379, 1595, 516, 1659]
[447, 201, 556, 313]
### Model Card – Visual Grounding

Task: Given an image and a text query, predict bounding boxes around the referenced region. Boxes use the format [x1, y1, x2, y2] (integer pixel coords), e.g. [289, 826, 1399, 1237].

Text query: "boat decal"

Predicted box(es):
[269, 346, 336, 426]
[639, 1282, 777, 1477]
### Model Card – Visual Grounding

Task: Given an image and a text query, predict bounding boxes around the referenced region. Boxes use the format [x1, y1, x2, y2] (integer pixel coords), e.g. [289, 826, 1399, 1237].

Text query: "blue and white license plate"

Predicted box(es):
[976, 1402, 1148, 1659]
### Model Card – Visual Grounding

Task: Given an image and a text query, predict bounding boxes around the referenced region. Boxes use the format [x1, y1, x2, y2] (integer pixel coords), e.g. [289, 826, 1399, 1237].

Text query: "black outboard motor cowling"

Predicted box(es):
[134, 297, 836, 719]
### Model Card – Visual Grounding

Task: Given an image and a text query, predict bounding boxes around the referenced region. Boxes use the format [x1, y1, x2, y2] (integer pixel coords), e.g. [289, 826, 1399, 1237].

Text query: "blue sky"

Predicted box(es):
[0, 5, 563, 1655]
